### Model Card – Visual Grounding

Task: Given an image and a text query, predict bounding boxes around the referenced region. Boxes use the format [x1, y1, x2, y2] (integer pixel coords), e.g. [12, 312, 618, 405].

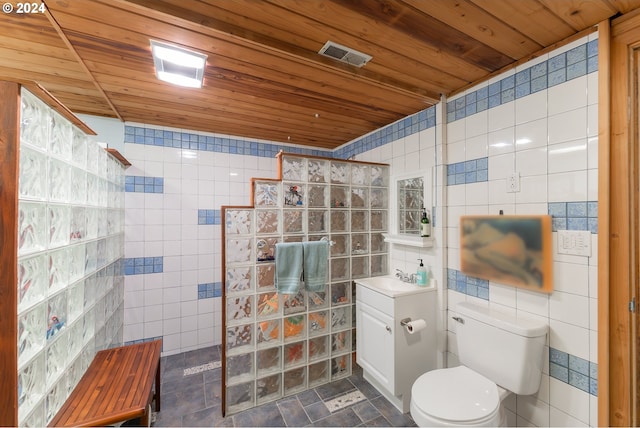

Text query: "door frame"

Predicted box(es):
[604, 10, 640, 426]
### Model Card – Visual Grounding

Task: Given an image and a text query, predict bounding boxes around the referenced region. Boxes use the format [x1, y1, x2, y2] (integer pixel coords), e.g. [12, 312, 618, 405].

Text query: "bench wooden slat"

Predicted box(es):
[48, 340, 162, 427]
[72, 349, 126, 422]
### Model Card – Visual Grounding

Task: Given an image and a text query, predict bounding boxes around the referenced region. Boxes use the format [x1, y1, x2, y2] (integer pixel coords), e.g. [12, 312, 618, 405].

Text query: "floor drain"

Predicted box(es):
[183, 361, 221, 376]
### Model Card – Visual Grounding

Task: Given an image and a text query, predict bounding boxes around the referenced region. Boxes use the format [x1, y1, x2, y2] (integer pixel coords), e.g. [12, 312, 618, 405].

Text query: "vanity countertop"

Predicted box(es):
[354, 275, 436, 298]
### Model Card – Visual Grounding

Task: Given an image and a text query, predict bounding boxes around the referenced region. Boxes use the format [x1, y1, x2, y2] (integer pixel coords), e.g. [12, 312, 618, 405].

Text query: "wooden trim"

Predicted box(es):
[278, 151, 390, 166]
[105, 148, 131, 167]
[219, 206, 231, 417]
[633, 48, 640, 426]
[0, 80, 20, 427]
[607, 11, 640, 426]
[597, 18, 611, 427]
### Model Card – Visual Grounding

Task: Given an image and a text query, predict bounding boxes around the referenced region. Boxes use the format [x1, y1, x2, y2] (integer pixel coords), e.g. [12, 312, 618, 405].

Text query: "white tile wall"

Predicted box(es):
[356, 35, 599, 426]
[122, 125, 294, 355]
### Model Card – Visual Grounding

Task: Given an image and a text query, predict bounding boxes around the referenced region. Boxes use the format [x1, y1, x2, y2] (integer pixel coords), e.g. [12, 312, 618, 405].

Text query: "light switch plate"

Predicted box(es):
[507, 172, 520, 193]
[557, 230, 592, 257]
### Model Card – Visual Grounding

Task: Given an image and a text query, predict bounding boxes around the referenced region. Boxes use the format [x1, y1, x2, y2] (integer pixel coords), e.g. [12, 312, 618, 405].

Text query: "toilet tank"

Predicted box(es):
[454, 302, 548, 395]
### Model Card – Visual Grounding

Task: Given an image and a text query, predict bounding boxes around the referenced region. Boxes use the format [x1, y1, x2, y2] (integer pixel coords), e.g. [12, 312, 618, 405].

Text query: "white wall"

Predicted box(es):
[76, 114, 125, 153]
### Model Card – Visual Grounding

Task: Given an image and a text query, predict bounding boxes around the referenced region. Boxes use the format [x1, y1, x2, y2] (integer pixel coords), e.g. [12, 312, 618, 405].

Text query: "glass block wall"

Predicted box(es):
[16, 88, 126, 426]
[223, 154, 389, 414]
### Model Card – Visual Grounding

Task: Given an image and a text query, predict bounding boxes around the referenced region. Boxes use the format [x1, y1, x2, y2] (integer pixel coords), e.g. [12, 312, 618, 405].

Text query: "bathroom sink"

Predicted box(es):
[354, 275, 434, 297]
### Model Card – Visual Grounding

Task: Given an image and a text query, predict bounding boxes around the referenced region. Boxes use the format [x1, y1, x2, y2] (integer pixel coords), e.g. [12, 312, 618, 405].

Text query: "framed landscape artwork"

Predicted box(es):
[460, 215, 553, 293]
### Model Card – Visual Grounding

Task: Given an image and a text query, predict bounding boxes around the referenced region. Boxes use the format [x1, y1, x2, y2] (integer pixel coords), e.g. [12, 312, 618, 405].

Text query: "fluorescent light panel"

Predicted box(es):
[151, 40, 207, 88]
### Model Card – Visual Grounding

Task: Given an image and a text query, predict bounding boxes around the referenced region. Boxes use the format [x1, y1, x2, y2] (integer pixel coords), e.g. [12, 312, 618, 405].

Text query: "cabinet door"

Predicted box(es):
[356, 301, 394, 391]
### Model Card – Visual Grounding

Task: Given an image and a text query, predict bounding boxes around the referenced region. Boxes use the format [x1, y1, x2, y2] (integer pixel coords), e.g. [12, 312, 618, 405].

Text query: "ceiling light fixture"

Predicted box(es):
[150, 40, 207, 88]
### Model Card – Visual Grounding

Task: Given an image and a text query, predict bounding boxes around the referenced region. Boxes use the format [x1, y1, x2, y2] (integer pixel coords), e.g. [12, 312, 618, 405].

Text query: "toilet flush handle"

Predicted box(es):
[452, 316, 464, 324]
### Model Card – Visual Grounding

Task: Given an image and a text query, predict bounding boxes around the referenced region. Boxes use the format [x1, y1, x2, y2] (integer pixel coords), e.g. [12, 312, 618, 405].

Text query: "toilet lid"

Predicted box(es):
[412, 366, 500, 423]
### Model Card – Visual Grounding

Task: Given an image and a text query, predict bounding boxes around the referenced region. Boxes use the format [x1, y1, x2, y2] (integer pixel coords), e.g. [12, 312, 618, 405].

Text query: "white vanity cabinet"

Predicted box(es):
[355, 276, 437, 412]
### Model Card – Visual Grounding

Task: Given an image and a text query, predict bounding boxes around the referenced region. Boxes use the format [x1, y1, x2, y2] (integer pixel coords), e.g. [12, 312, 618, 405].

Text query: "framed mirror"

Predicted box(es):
[397, 176, 424, 234]
[385, 169, 434, 247]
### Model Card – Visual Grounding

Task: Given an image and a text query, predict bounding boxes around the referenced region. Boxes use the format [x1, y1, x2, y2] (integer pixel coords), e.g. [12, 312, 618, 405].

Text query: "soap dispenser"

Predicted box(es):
[416, 259, 427, 286]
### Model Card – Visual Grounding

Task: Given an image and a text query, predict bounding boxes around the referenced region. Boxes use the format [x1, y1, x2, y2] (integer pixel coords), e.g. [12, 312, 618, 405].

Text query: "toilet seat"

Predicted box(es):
[411, 366, 501, 425]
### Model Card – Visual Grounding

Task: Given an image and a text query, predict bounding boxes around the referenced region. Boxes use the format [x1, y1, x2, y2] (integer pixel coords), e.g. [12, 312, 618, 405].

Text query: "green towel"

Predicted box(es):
[303, 241, 329, 292]
[275, 242, 303, 294]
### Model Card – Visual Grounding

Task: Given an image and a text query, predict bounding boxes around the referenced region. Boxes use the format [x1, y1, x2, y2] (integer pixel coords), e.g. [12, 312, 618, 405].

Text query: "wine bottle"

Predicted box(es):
[420, 207, 431, 237]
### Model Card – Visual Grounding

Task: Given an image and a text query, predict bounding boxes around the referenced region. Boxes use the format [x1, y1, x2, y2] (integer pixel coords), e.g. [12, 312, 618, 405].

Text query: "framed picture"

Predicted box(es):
[460, 215, 553, 293]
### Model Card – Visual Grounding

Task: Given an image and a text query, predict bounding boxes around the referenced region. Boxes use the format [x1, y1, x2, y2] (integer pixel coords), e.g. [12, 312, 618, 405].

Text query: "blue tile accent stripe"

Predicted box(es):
[446, 157, 488, 185]
[124, 257, 164, 275]
[447, 40, 597, 123]
[447, 268, 489, 300]
[125, 175, 164, 193]
[124, 126, 332, 158]
[548, 201, 597, 233]
[549, 347, 597, 396]
[334, 105, 437, 160]
[198, 282, 222, 299]
[198, 209, 221, 225]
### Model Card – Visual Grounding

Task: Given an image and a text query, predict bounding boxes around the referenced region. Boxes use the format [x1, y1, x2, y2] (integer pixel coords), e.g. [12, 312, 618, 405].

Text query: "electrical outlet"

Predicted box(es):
[507, 172, 520, 193]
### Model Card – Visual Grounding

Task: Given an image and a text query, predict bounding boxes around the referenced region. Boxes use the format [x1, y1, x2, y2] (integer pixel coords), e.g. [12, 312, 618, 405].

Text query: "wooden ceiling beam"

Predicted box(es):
[539, 0, 618, 30]
[140, 0, 467, 94]
[469, 0, 576, 46]
[49, 6, 433, 114]
[110, 0, 441, 103]
[105, 90, 383, 136]
[337, 0, 513, 70]
[263, 0, 489, 81]
[401, 0, 544, 59]
[78, 51, 419, 122]
[43, 1, 123, 121]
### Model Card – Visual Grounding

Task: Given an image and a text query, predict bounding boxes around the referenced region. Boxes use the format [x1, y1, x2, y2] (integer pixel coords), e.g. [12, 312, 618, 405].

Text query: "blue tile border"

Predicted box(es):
[124, 126, 332, 158]
[446, 157, 488, 186]
[548, 201, 597, 233]
[549, 347, 597, 396]
[125, 175, 164, 193]
[334, 105, 437, 160]
[198, 209, 222, 225]
[198, 282, 222, 299]
[446, 268, 489, 300]
[447, 40, 597, 123]
[124, 257, 164, 275]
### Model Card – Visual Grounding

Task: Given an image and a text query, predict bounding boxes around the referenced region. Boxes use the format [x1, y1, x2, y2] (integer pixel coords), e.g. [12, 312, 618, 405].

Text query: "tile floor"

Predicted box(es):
[151, 345, 417, 427]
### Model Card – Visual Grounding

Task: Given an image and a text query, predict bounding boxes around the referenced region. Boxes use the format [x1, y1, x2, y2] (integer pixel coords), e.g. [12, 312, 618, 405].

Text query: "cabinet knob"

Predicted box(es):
[385, 325, 391, 333]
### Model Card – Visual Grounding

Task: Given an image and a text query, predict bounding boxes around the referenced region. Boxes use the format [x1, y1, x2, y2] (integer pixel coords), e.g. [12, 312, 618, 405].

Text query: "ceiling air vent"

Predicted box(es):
[318, 41, 372, 67]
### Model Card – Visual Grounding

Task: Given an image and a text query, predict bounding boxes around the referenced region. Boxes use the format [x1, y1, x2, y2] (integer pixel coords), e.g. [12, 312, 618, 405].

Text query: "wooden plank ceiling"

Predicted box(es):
[1, 0, 638, 149]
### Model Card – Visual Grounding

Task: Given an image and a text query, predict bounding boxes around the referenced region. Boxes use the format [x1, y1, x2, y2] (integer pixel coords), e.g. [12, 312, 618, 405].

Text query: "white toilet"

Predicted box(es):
[410, 302, 548, 427]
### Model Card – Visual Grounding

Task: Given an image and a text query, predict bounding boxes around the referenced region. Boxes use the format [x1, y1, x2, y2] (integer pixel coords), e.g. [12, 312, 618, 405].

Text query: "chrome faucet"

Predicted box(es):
[395, 269, 416, 284]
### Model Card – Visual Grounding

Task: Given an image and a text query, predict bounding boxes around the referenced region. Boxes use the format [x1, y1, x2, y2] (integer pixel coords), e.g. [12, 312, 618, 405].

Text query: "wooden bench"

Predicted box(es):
[49, 340, 162, 427]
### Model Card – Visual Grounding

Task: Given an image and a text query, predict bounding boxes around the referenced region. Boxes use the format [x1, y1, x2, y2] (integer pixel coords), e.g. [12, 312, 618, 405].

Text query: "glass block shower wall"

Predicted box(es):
[223, 154, 389, 415]
[16, 88, 126, 426]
